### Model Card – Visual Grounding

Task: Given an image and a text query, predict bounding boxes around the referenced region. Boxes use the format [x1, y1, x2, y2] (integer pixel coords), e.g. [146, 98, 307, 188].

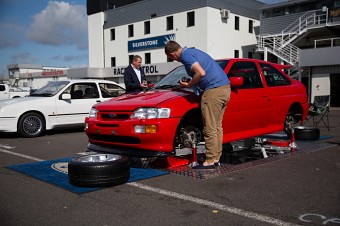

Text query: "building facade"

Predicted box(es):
[87, 0, 264, 69]
[6, 64, 68, 89]
[258, 0, 340, 107]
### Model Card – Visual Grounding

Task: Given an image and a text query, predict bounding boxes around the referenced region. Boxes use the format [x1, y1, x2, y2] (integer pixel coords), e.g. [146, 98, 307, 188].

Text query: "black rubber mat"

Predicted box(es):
[130, 140, 337, 180]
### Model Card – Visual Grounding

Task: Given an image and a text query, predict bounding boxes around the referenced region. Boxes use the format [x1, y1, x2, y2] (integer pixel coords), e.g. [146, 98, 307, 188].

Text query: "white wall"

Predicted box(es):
[207, 8, 259, 59]
[88, 13, 105, 67]
[174, 8, 208, 51]
[100, 6, 260, 68]
[105, 8, 209, 66]
[311, 73, 330, 102]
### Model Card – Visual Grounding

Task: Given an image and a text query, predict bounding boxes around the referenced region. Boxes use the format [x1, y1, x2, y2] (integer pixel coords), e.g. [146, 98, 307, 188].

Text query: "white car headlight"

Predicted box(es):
[89, 108, 97, 118]
[132, 108, 171, 119]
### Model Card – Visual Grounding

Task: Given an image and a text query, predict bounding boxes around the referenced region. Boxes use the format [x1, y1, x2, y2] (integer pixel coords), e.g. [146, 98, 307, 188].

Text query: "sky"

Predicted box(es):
[0, 0, 286, 80]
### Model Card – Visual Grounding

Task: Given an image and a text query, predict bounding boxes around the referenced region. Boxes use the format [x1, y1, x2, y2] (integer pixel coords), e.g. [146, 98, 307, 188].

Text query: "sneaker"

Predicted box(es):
[192, 163, 215, 170]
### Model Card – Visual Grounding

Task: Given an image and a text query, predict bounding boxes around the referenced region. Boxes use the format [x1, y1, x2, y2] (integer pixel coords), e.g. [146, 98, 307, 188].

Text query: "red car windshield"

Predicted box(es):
[154, 60, 229, 89]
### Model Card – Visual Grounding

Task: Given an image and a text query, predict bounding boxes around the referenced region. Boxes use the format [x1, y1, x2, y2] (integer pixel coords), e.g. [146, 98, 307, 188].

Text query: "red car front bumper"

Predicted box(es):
[85, 117, 181, 156]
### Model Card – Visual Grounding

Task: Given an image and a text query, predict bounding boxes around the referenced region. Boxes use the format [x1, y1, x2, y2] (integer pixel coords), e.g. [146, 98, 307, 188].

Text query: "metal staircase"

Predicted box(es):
[258, 8, 329, 65]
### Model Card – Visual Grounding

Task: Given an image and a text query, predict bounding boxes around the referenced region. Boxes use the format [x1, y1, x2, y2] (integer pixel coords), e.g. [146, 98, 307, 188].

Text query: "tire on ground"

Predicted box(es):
[292, 126, 320, 140]
[68, 154, 130, 187]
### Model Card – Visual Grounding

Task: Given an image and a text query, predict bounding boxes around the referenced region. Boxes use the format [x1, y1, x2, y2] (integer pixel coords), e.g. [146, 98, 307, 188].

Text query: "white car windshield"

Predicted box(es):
[30, 81, 70, 97]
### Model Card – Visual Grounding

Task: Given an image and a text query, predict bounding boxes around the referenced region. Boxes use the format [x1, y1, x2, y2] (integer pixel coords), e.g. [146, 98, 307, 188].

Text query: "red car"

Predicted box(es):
[85, 59, 309, 157]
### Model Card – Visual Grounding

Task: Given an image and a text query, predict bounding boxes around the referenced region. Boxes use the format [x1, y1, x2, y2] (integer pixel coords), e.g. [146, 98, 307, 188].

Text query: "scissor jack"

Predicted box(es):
[231, 122, 298, 159]
[152, 124, 297, 169]
[151, 140, 203, 169]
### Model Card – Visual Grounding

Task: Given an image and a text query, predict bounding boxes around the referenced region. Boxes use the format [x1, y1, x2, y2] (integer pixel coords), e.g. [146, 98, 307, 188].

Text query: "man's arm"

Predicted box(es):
[180, 62, 205, 88]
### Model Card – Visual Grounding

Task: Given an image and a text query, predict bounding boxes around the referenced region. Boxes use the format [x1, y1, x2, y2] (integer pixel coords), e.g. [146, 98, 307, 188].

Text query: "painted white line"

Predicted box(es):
[129, 182, 298, 225]
[0, 149, 44, 162]
[128, 182, 299, 226]
[0, 144, 16, 149]
[2, 149, 298, 225]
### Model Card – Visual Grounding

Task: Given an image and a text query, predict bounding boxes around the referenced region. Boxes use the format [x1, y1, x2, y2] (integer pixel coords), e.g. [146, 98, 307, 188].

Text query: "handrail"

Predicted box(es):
[258, 35, 300, 65]
[257, 8, 329, 65]
[282, 9, 327, 35]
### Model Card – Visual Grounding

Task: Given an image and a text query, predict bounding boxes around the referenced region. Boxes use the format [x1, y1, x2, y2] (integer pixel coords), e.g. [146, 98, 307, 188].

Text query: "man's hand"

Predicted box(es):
[140, 80, 148, 88]
[179, 80, 189, 87]
[179, 77, 191, 87]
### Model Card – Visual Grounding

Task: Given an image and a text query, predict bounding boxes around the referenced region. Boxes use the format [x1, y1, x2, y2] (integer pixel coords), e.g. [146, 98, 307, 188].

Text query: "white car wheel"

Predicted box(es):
[18, 112, 45, 138]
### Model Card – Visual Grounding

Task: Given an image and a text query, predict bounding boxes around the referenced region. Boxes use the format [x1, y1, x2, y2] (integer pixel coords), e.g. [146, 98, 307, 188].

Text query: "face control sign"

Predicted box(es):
[128, 34, 175, 52]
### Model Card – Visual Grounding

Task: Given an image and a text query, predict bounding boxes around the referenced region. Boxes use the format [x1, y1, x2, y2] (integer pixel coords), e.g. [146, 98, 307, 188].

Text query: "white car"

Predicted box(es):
[0, 79, 125, 138]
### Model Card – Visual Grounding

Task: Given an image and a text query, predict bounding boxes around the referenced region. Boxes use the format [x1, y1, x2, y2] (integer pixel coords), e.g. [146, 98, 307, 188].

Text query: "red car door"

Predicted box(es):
[259, 62, 297, 126]
[222, 60, 271, 139]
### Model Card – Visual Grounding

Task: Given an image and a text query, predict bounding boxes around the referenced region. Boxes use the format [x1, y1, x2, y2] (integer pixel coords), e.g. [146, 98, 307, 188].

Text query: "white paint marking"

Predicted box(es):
[0, 149, 44, 162]
[1, 149, 298, 225]
[0, 144, 16, 149]
[128, 182, 298, 226]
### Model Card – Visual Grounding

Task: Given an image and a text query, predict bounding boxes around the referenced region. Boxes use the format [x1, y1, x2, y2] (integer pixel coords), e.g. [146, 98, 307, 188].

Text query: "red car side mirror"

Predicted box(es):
[229, 76, 243, 88]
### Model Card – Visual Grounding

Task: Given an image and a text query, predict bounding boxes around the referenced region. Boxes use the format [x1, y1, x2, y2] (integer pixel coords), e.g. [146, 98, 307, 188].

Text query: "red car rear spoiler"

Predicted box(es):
[274, 64, 292, 70]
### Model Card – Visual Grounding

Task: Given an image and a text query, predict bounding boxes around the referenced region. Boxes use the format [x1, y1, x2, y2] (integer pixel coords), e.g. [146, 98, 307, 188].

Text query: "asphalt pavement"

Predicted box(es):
[0, 109, 339, 226]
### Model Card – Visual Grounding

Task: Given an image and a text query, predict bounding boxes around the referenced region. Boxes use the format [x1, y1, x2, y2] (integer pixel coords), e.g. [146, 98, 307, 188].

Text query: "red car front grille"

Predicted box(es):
[98, 111, 130, 120]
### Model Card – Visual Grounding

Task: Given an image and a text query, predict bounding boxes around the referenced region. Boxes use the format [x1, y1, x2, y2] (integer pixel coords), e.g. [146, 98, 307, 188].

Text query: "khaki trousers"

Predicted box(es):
[201, 84, 231, 164]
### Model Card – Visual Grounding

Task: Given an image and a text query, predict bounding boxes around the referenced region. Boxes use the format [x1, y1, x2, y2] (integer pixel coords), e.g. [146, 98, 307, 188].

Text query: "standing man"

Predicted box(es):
[165, 41, 231, 169]
[124, 55, 148, 93]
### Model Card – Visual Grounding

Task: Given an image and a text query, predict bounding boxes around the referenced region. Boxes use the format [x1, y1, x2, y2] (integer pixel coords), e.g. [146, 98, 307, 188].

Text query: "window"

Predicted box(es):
[111, 57, 116, 67]
[144, 21, 150, 34]
[187, 11, 195, 27]
[248, 20, 253, 33]
[145, 53, 151, 64]
[259, 63, 291, 87]
[83, 86, 99, 99]
[235, 16, 239, 30]
[228, 62, 263, 89]
[260, 53, 264, 60]
[0, 85, 5, 91]
[110, 29, 115, 40]
[99, 83, 125, 97]
[234, 50, 239, 58]
[128, 24, 134, 37]
[166, 16, 173, 30]
[129, 55, 134, 64]
[68, 83, 99, 99]
[248, 52, 253, 59]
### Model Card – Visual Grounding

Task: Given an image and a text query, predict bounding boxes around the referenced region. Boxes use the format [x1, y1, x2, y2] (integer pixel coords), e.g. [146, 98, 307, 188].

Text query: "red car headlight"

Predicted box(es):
[131, 108, 171, 119]
[88, 108, 97, 118]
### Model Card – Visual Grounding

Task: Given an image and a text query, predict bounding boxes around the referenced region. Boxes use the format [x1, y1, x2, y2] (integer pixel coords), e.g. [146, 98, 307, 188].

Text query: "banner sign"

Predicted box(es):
[41, 70, 65, 76]
[128, 34, 175, 52]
